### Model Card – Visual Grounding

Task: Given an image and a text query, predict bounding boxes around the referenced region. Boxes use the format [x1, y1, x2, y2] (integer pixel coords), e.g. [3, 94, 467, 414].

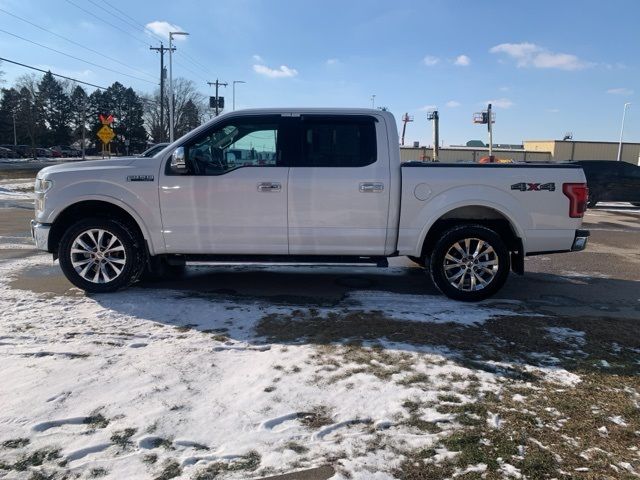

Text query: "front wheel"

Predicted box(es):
[429, 225, 510, 302]
[58, 218, 144, 293]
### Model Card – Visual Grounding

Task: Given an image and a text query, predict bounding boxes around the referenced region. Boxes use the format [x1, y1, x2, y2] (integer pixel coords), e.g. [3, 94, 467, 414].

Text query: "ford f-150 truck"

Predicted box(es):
[31, 109, 590, 301]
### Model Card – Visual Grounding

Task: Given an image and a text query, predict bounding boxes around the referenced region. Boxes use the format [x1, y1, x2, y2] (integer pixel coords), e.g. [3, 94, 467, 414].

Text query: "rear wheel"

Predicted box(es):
[58, 218, 144, 293]
[429, 225, 510, 302]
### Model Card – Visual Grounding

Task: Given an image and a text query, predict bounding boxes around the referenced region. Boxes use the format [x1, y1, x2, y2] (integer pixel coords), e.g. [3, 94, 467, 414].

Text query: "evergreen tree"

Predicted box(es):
[0, 88, 20, 144]
[176, 99, 200, 137]
[38, 72, 72, 145]
[69, 85, 88, 147]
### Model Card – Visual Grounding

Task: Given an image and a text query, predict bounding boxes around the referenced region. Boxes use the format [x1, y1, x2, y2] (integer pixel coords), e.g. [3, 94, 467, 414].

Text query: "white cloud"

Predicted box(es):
[419, 105, 437, 111]
[253, 64, 298, 78]
[547, 108, 560, 113]
[423, 55, 440, 66]
[484, 98, 514, 109]
[446, 100, 461, 108]
[326, 58, 339, 66]
[499, 86, 510, 92]
[252, 54, 264, 63]
[489, 42, 590, 71]
[145, 21, 187, 41]
[606, 87, 634, 95]
[454, 55, 471, 66]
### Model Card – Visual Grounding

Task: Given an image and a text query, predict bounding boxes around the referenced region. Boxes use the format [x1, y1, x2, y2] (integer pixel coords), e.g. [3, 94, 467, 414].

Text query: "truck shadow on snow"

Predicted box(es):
[91, 266, 640, 380]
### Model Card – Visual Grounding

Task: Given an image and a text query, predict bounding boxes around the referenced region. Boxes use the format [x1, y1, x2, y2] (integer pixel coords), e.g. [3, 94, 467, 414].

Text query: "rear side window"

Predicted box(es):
[299, 116, 377, 167]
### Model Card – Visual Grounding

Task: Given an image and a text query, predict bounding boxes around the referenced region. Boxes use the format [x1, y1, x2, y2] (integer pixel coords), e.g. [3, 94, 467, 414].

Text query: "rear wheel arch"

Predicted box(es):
[419, 205, 523, 260]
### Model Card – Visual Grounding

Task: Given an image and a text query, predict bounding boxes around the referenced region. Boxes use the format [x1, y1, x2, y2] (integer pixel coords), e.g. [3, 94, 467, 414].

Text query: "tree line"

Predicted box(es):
[0, 70, 206, 155]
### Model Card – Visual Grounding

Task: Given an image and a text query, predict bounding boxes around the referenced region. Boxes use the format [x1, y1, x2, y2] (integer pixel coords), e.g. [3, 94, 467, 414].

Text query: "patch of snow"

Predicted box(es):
[546, 326, 586, 346]
[609, 416, 628, 426]
[512, 394, 525, 402]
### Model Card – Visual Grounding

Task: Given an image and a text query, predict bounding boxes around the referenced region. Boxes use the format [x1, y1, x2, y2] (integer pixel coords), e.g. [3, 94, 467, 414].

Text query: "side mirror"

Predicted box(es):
[169, 147, 187, 174]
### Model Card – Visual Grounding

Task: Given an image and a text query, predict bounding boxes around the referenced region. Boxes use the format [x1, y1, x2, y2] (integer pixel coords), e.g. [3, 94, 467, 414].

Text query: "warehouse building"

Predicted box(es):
[523, 140, 640, 164]
[401, 140, 640, 164]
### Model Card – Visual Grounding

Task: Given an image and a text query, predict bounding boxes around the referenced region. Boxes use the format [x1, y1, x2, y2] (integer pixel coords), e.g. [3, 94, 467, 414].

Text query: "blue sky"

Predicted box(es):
[0, 0, 638, 146]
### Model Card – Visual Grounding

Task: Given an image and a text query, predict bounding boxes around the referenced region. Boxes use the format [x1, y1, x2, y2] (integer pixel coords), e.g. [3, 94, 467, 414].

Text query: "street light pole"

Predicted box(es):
[168, 31, 189, 143]
[371, 94, 376, 109]
[232, 80, 246, 110]
[12, 111, 17, 147]
[617, 102, 631, 162]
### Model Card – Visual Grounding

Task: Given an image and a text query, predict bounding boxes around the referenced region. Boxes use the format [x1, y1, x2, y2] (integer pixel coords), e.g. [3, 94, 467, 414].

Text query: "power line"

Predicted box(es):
[0, 7, 157, 82]
[0, 56, 107, 89]
[64, 0, 150, 48]
[90, 0, 214, 77]
[0, 28, 157, 85]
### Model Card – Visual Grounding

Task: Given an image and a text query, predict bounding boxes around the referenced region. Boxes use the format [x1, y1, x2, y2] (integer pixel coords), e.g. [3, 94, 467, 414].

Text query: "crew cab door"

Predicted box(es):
[159, 115, 289, 254]
[287, 114, 391, 255]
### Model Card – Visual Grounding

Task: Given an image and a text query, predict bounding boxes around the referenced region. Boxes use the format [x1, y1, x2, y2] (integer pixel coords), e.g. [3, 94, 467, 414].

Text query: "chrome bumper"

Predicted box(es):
[571, 229, 590, 252]
[31, 220, 51, 251]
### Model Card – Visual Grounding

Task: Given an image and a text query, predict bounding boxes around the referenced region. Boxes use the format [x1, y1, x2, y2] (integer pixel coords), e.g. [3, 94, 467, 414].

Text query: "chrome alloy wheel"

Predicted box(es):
[442, 238, 499, 291]
[70, 229, 127, 284]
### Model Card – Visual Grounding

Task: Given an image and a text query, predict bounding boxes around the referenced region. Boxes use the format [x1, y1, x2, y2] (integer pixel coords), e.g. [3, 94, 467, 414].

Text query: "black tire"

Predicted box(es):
[58, 217, 144, 293]
[587, 197, 598, 208]
[429, 224, 510, 302]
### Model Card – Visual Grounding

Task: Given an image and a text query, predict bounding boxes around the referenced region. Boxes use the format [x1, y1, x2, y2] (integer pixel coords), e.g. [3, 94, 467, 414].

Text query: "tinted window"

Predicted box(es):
[298, 117, 377, 167]
[179, 117, 280, 175]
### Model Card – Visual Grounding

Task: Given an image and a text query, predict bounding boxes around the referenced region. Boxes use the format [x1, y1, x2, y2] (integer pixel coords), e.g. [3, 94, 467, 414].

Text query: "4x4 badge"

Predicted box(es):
[511, 182, 555, 192]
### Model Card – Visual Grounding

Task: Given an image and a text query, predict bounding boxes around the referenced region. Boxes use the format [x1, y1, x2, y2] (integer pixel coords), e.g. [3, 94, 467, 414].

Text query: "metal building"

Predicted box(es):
[524, 140, 640, 164]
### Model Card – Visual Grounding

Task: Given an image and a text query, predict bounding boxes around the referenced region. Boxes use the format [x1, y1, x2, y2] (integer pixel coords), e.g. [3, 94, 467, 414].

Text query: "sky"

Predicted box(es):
[0, 0, 638, 146]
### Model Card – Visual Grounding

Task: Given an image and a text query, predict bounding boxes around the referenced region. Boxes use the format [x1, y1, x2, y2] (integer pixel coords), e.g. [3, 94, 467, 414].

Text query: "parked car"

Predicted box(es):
[32, 108, 590, 301]
[573, 160, 640, 207]
[48, 148, 63, 158]
[139, 143, 169, 157]
[35, 148, 53, 158]
[0, 146, 12, 158]
[16, 145, 35, 158]
[0, 145, 19, 158]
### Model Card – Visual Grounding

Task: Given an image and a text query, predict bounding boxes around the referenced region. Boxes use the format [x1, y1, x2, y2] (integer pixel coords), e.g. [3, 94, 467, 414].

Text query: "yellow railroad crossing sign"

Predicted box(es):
[97, 125, 115, 144]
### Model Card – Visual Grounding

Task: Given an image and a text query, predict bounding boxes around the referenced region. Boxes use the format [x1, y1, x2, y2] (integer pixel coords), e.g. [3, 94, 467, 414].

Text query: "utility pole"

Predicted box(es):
[168, 31, 189, 143]
[232, 80, 246, 111]
[400, 113, 413, 146]
[150, 43, 174, 143]
[207, 79, 228, 116]
[487, 103, 493, 158]
[427, 110, 439, 162]
[12, 111, 17, 147]
[617, 102, 631, 162]
[370, 94, 376, 109]
[81, 101, 86, 160]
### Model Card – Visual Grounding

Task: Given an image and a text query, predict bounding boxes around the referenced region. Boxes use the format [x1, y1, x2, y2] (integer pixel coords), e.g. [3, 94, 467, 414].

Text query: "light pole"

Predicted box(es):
[12, 111, 17, 147]
[232, 80, 246, 110]
[370, 94, 376, 109]
[168, 31, 189, 143]
[617, 102, 631, 162]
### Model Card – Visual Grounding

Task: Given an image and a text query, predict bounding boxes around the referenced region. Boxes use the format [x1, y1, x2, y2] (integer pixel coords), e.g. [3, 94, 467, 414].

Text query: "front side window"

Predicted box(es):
[179, 118, 280, 175]
[298, 116, 377, 167]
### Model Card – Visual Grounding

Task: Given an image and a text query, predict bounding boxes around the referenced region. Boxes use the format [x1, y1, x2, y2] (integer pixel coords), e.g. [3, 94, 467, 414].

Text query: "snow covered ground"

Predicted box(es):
[1, 243, 638, 479]
[0, 248, 561, 479]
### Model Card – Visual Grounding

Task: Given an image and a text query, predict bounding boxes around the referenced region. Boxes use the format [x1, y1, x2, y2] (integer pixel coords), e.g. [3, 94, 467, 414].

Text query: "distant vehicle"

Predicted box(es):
[573, 160, 640, 207]
[0, 145, 18, 158]
[48, 148, 63, 158]
[16, 145, 34, 158]
[35, 148, 53, 158]
[0, 146, 12, 158]
[50, 145, 80, 157]
[139, 143, 169, 157]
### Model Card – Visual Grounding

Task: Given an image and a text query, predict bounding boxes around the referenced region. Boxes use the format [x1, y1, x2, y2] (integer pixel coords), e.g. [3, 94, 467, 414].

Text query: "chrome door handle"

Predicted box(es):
[257, 182, 282, 192]
[359, 182, 384, 193]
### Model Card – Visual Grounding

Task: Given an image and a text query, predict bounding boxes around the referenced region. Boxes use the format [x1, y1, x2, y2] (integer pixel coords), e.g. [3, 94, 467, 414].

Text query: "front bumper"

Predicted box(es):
[31, 220, 51, 251]
[571, 229, 590, 252]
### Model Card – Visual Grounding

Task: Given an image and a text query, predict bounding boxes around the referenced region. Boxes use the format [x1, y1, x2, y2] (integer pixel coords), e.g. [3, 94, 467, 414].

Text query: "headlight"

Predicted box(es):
[35, 178, 53, 193]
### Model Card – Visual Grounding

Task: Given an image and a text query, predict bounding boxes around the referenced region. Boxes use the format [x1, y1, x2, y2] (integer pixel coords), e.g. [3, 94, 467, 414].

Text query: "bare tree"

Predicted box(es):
[143, 77, 206, 143]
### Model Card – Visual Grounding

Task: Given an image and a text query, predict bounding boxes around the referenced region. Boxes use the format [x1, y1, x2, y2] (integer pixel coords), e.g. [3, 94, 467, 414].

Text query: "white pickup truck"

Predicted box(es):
[31, 109, 590, 301]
